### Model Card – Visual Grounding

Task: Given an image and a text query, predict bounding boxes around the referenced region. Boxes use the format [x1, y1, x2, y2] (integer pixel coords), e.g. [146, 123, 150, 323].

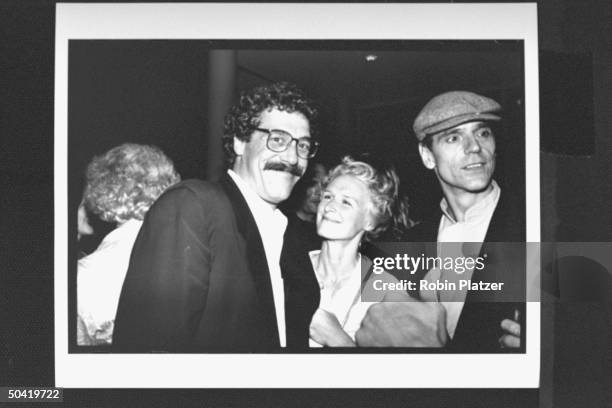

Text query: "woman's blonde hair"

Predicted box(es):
[323, 156, 410, 241]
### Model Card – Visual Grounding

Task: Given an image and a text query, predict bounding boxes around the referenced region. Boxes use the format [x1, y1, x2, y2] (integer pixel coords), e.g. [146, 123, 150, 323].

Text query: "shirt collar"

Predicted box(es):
[308, 249, 363, 287]
[227, 169, 285, 221]
[440, 180, 500, 224]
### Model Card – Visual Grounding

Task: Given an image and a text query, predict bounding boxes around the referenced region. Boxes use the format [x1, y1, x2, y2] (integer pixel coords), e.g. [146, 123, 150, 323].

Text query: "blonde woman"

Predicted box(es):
[309, 156, 412, 347]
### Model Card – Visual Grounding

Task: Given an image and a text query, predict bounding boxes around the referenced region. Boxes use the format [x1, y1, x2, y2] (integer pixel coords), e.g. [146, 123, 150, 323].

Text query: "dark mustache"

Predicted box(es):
[264, 162, 304, 177]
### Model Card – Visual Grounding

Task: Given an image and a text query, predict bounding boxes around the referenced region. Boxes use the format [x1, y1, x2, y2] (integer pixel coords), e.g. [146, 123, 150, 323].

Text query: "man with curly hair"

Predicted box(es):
[114, 82, 321, 352]
[77, 143, 181, 345]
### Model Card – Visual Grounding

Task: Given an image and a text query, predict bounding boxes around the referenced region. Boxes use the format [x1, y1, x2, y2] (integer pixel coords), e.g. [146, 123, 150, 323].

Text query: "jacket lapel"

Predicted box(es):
[219, 174, 280, 347]
[454, 192, 526, 350]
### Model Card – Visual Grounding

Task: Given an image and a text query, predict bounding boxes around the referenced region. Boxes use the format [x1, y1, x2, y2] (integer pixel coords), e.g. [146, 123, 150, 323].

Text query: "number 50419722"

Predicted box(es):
[2, 387, 62, 402]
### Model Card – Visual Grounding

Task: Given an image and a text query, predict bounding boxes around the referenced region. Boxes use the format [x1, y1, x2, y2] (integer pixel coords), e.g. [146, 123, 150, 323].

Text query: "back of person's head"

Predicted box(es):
[222, 81, 319, 167]
[324, 156, 410, 242]
[83, 143, 181, 224]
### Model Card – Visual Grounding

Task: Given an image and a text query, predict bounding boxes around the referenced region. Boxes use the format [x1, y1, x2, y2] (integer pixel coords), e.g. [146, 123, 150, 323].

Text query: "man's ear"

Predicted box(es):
[233, 136, 245, 156]
[418, 143, 436, 170]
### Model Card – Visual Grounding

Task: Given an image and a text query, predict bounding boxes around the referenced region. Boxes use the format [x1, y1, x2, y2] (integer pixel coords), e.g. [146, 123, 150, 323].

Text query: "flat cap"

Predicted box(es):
[413, 91, 502, 141]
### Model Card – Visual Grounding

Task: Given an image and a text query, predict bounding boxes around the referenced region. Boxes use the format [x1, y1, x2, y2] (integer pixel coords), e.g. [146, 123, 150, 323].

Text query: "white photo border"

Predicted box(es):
[55, 3, 540, 388]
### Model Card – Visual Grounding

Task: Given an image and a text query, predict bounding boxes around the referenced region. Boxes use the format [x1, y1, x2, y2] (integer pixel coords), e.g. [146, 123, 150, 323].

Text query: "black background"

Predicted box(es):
[2, 1, 610, 407]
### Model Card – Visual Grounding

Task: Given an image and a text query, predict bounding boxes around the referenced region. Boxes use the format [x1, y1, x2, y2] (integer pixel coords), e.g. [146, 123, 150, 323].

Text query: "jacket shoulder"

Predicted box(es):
[165, 178, 225, 197]
[154, 179, 227, 207]
[141, 179, 234, 230]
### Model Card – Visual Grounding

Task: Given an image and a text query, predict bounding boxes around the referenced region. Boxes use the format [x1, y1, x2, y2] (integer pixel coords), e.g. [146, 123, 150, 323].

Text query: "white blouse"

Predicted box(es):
[308, 250, 381, 346]
[77, 219, 143, 345]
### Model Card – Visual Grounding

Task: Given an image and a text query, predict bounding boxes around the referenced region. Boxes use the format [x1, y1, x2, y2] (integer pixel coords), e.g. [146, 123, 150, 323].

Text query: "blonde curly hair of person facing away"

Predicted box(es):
[83, 143, 181, 224]
[323, 156, 411, 242]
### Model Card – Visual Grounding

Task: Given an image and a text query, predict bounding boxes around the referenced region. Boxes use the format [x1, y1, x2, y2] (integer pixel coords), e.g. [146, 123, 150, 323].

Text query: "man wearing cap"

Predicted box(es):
[356, 91, 524, 351]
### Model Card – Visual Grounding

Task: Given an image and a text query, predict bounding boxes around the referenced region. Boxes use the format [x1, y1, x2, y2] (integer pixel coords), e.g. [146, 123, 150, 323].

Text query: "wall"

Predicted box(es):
[539, 1, 612, 242]
[539, 4, 612, 407]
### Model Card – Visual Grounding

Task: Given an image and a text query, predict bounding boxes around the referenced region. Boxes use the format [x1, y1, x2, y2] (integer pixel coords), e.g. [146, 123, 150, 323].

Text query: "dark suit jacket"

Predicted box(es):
[281, 214, 322, 349]
[113, 175, 318, 352]
[404, 189, 526, 352]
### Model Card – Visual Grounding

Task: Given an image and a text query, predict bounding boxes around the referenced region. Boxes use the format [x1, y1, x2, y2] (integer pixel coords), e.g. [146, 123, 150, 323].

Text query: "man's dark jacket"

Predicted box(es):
[113, 174, 319, 352]
[403, 189, 526, 352]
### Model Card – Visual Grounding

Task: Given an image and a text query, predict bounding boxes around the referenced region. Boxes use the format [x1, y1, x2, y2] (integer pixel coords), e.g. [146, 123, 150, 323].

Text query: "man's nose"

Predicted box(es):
[464, 134, 482, 153]
[279, 139, 299, 165]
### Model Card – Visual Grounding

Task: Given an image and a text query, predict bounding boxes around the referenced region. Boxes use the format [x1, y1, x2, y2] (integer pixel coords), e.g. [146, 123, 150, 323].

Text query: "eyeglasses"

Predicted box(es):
[252, 127, 319, 159]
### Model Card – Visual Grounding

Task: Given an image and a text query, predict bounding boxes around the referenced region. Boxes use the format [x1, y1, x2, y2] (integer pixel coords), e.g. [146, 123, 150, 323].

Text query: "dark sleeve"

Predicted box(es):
[113, 184, 212, 352]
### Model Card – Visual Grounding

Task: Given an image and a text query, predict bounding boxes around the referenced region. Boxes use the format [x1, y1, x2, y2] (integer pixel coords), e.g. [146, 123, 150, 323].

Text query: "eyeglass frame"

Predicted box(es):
[250, 127, 320, 159]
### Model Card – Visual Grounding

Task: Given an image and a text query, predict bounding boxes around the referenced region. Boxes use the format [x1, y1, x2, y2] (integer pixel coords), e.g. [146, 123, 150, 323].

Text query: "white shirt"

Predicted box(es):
[228, 170, 288, 347]
[423, 181, 500, 338]
[77, 219, 143, 345]
[308, 250, 375, 346]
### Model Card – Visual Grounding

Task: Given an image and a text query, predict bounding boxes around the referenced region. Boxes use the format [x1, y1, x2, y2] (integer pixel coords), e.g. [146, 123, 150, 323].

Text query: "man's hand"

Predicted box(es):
[309, 308, 355, 347]
[355, 302, 448, 347]
[499, 311, 521, 348]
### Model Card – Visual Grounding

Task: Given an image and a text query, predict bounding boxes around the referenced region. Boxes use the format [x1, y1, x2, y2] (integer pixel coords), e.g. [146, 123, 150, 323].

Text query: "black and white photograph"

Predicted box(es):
[53, 3, 540, 388]
[69, 42, 528, 355]
[3, 0, 611, 406]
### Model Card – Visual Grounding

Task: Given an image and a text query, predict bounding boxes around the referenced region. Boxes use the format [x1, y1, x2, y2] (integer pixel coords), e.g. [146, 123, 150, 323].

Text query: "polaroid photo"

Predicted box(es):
[55, 3, 540, 388]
